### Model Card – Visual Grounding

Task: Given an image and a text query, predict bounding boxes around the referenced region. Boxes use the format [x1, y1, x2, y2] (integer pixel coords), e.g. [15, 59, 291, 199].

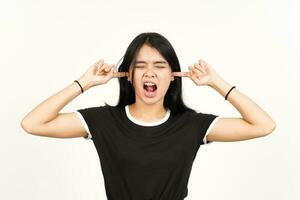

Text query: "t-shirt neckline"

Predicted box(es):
[125, 105, 171, 127]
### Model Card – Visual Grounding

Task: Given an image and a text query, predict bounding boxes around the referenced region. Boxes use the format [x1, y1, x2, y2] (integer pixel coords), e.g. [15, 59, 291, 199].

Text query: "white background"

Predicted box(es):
[1, 0, 299, 199]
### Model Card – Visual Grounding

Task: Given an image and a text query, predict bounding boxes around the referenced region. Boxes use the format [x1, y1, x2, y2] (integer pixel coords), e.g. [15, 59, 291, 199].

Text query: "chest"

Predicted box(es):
[104, 130, 197, 171]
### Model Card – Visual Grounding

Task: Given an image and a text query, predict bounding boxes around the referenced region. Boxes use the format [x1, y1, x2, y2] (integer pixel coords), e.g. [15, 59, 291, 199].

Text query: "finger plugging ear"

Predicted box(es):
[188, 65, 196, 77]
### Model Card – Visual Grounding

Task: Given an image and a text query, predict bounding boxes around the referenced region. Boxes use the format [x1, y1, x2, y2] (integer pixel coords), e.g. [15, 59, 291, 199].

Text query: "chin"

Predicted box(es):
[137, 89, 166, 104]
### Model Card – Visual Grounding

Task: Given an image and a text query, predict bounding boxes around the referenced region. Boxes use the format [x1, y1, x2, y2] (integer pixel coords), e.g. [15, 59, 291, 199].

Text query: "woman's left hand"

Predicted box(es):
[172, 59, 219, 87]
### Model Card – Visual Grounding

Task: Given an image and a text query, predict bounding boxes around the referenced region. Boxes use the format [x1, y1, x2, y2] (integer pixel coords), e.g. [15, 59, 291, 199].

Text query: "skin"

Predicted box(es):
[21, 43, 276, 142]
[126, 44, 176, 122]
[113, 44, 277, 142]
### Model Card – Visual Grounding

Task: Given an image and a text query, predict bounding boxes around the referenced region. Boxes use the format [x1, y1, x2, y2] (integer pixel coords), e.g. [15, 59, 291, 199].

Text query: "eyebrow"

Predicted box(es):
[134, 60, 168, 64]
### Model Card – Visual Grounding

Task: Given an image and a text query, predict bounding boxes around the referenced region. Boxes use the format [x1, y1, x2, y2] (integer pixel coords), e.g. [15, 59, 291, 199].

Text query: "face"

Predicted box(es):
[128, 44, 175, 105]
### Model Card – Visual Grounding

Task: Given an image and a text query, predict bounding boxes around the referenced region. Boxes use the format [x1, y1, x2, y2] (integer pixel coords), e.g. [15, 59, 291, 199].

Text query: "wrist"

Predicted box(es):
[209, 75, 233, 98]
[77, 77, 91, 92]
[208, 74, 223, 88]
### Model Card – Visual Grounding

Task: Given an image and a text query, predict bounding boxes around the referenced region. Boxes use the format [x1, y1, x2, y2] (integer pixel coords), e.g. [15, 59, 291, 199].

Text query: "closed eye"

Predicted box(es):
[135, 66, 166, 68]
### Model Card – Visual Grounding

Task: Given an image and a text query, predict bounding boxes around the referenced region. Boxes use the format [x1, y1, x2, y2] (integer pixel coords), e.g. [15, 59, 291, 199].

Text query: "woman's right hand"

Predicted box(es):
[77, 59, 128, 91]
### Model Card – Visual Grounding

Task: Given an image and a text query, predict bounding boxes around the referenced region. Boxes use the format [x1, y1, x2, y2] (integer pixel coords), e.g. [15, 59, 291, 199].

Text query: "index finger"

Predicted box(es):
[172, 72, 190, 77]
[113, 71, 129, 78]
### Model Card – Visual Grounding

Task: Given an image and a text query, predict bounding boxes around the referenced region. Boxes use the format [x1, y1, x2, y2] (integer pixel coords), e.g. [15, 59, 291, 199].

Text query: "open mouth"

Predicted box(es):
[143, 82, 157, 92]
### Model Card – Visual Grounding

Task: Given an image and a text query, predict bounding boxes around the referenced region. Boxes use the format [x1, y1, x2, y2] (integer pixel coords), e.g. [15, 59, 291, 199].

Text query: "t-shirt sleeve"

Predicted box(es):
[75, 106, 100, 140]
[196, 112, 220, 145]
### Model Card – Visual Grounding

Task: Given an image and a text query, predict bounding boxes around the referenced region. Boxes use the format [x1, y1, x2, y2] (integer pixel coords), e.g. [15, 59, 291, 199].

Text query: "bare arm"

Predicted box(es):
[20, 77, 92, 138]
[207, 75, 276, 142]
[20, 59, 125, 139]
[177, 59, 276, 143]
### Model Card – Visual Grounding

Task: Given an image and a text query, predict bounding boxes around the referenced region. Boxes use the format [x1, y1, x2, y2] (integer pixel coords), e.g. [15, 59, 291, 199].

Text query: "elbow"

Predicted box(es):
[21, 120, 45, 137]
[267, 119, 277, 134]
[261, 122, 277, 136]
[20, 119, 33, 134]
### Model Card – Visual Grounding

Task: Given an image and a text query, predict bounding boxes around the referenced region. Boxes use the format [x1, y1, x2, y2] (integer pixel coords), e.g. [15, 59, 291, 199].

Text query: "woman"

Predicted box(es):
[21, 32, 276, 200]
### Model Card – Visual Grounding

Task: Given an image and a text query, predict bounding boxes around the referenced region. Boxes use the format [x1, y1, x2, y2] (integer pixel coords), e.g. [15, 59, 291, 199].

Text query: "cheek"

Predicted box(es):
[132, 73, 143, 89]
[160, 71, 173, 81]
[158, 76, 172, 91]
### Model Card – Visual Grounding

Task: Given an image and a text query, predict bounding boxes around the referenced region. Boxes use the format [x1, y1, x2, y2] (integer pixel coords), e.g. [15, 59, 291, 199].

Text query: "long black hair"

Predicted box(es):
[105, 32, 196, 115]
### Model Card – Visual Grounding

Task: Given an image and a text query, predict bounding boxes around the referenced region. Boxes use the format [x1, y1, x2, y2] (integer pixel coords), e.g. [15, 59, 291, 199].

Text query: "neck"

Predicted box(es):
[128, 102, 168, 122]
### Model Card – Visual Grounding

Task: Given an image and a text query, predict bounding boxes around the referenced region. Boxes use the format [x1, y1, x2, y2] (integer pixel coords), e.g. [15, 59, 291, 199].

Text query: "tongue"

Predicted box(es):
[145, 86, 156, 92]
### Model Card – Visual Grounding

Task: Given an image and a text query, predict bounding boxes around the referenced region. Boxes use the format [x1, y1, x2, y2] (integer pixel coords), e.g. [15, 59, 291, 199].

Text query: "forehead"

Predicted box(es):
[134, 44, 167, 64]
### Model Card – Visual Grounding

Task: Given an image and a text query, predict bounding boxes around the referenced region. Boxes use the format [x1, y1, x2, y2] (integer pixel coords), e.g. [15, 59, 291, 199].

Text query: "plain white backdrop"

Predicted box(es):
[1, 0, 299, 199]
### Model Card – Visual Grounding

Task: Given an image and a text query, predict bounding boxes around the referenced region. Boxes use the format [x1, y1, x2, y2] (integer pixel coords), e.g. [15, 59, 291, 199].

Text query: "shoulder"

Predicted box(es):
[185, 110, 219, 127]
[77, 104, 117, 116]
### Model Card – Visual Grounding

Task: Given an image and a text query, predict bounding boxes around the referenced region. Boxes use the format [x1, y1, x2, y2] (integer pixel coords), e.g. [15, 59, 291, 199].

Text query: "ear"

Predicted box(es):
[127, 72, 132, 83]
[171, 74, 175, 81]
[127, 67, 133, 81]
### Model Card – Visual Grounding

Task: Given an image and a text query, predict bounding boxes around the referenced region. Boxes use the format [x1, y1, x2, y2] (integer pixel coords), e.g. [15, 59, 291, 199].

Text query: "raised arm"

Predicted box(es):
[172, 59, 276, 143]
[20, 59, 125, 139]
[207, 75, 276, 142]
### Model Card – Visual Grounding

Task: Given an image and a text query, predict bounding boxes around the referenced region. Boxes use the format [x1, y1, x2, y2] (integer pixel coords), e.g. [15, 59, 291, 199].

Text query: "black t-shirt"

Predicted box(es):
[76, 104, 219, 200]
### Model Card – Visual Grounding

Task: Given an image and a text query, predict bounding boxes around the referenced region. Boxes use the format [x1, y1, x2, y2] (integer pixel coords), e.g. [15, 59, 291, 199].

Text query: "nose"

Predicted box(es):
[144, 74, 156, 78]
[143, 69, 157, 78]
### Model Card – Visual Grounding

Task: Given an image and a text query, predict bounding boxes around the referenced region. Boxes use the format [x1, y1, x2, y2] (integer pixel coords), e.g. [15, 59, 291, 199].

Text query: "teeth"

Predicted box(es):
[144, 82, 156, 86]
